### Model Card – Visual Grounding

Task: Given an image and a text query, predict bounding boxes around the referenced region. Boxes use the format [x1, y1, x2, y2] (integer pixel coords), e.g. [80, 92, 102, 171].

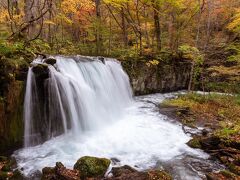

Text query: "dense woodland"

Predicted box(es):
[0, 0, 240, 93]
[0, 0, 239, 55]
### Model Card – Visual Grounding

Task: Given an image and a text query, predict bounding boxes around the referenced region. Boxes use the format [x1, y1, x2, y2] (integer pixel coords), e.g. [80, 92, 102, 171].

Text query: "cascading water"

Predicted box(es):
[24, 56, 132, 147]
[15, 56, 223, 179]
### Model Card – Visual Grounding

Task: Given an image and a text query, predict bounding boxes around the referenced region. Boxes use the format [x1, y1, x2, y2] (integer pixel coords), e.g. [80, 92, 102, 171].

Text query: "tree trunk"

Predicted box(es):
[95, 0, 101, 55]
[121, 8, 128, 48]
[153, 1, 161, 51]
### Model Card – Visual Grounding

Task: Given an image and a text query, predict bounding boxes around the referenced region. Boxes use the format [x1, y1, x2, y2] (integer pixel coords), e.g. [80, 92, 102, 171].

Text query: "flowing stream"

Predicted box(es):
[14, 56, 223, 179]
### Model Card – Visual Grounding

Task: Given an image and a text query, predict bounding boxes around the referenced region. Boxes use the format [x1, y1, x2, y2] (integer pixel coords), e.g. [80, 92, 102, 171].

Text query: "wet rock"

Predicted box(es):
[42, 167, 56, 179]
[206, 170, 239, 180]
[200, 136, 221, 150]
[32, 64, 49, 77]
[202, 129, 209, 136]
[109, 166, 172, 180]
[0, 157, 7, 162]
[111, 165, 138, 177]
[110, 158, 120, 165]
[2, 164, 11, 172]
[10, 169, 24, 180]
[0, 171, 10, 179]
[147, 170, 172, 180]
[73, 156, 110, 179]
[44, 58, 57, 65]
[98, 57, 105, 64]
[187, 137, 202, 149]
[42, 162, 79, 180]
[229, 163, 240, 175]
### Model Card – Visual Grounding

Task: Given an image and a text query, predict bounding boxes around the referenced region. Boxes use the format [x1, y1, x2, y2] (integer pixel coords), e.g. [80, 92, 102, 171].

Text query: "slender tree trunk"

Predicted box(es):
[136, 0, 142, 54]
[195, 0, 202, 48]
[153, 1, 161, 51]
[204, 0, 212, 51]
[143, 5, 150, 48]
[95, 0, 101, 55]
[24, 0, 34, 38]
[188, 61, 195, 91]
[121, 8, 128, 47]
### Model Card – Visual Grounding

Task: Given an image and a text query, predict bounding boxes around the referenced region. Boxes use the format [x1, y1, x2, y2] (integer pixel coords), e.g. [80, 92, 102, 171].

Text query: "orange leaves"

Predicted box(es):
[60, 0, 95, 25]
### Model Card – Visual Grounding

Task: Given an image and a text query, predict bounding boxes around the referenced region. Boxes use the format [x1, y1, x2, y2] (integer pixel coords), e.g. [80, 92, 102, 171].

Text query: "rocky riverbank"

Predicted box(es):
[121, 57, 191, 95]
[0, 156, 172, 180]
[160, 93, 240, 179]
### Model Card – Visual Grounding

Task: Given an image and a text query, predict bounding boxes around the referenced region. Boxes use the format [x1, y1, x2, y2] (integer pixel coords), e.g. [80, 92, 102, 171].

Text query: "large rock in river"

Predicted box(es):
[73, 156, 111, 179]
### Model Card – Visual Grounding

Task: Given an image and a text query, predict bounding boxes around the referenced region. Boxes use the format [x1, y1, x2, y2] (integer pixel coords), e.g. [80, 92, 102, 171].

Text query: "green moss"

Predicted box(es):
[1, 164, 11, 172]
[228, 163, 240, 175]
[9, 170, 24, 180]
[187, 138, 202, 149]
[0, 156, 7, 162]
[0, 171, 9, 179]
[220, 170, 237, 178]
[73, 156, 111, 178]
[0, 81, 24, 153]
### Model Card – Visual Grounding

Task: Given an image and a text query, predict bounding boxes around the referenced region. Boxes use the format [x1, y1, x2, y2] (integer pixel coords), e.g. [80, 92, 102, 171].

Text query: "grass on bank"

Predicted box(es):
[163, 93, 240, 141]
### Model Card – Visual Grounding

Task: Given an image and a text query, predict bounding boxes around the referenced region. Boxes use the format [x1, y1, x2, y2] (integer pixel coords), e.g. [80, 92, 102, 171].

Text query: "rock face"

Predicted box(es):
[122, 58, 191, 95]
[0, 58, 29, 154]
[73, 156, 111, 179]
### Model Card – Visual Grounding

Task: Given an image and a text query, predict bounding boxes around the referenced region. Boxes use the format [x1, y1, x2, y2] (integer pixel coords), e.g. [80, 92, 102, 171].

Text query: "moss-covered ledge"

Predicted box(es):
[0, 57, 30, 155]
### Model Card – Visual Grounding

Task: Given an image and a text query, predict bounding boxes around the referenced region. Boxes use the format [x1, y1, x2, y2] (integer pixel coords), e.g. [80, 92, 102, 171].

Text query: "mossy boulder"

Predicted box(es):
[44, 58, 56, 65]
[32, 64, 49, 76]
[187, 137, 202, 149]
[73, 156, 111, 178]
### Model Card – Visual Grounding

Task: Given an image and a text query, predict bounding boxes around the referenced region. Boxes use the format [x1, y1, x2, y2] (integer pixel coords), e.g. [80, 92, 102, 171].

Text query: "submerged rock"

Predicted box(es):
[73, 156, 110, 179]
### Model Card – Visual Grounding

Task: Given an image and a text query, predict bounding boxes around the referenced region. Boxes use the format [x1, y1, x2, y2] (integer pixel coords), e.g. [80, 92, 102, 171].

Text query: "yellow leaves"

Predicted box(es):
[0, 9, 9, 23]
[56, 14, 73, 25]
[43, 20, 56, 25]
[60, 0, 94, 26]
[61, 0, 94, 14]
[228, 8, 240, 32]
[103, 0, 129, 7]
[146, 60, 159, 67]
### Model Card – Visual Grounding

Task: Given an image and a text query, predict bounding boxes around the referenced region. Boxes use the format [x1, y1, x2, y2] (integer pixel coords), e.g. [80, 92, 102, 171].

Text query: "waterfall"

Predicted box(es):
[24, 56, 133, 147]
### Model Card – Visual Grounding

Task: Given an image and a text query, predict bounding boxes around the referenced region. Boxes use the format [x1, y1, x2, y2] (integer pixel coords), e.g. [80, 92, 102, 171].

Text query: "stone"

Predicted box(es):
[73, 156, 111, 179]
[147, 170, 172, 180]
[42, 162, 80, 180]
[187, 137, 202, 149]
[200, 136, 221, 150]
[44, 58, 57, 65]
[109, 166, 172, 180]
[42, 167, 56, 180]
